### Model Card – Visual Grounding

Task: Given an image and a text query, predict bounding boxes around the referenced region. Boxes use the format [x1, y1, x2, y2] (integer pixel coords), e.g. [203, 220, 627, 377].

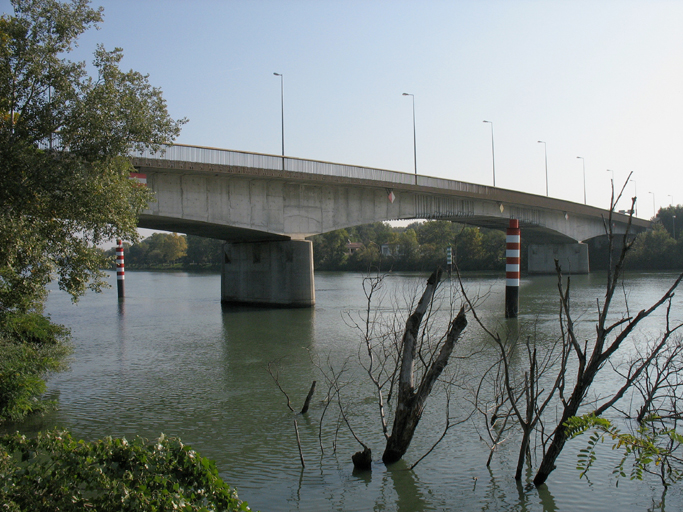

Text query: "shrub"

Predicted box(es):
[0, 430, 250, 511]
[0, 312, 72, 423]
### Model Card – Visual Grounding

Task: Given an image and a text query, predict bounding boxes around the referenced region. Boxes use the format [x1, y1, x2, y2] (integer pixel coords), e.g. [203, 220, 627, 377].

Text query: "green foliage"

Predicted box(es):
[0, 429, 250, 511]
[312, 229, 349, 269]
[311, 221, 507, 271]
[566, 414, 683, 487]
[114, 232, 195, 268]
[626, 224, 680, 270]
[0, 0, 186, 315]
[184, 235, 224, 267]
[0, 312, 71, 423]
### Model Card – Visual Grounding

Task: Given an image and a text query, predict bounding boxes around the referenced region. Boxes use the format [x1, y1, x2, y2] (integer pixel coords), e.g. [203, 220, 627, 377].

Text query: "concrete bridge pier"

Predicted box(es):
[221, 240, 315, 307]
[528, 243, 590, 275]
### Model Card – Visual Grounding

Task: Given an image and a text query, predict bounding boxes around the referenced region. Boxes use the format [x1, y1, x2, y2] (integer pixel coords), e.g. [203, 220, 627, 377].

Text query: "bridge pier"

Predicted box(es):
[528, 243, 590, 275]
[221, 240, 315, 307]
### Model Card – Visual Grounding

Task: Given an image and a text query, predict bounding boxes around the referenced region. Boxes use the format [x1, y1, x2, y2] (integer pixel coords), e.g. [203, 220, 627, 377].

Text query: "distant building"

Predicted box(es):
[381, 243, 402, 257]
[346, 242, 364, 255]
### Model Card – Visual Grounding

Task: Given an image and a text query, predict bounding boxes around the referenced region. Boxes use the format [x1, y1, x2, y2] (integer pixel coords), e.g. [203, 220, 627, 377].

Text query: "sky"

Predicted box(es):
[3, 0, 682, 221]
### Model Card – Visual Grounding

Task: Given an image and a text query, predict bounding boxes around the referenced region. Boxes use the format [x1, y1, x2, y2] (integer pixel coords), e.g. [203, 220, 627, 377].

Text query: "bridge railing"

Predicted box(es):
[133, 144, 491, 194]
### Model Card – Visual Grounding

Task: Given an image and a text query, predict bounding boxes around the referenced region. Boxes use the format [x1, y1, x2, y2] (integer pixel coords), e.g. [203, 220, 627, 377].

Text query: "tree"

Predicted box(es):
[332, 269, 470, 468]
[466, 179, 683, 486]
[184, 234, 224, 266]
[312, 229, 349, 269]
[0, 0, 185, 422]
[627, 223, 678, 270]
[382, 269, 468, 463]
[0, 0, 186, 316]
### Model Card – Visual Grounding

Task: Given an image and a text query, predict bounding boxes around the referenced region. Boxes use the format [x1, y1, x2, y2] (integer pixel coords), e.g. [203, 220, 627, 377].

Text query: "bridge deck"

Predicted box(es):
[131, 144, 649, 242]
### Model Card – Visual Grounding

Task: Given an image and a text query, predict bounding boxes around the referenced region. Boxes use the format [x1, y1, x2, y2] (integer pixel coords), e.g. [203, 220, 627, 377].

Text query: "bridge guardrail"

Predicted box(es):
[132, 144, 491, 195]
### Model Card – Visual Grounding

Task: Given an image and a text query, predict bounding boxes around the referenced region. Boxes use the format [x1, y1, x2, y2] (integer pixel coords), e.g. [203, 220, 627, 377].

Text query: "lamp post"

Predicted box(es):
[483, 120, 496, 187]
[273, 72, 284, 169]
[668, 194, 674, 206]
[402, 93, 417, 185]
[673, 215, 677, 240]
[537, 141, 548, 196]
[630, 179, 637, 217]
[577, 156, 586, 204]
[649, 191, 656, 218]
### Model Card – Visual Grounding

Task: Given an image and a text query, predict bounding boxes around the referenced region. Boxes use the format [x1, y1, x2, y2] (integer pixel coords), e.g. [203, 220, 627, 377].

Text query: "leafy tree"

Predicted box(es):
[396, 228, 419, 268]
[0, 312, 71, 422]
[184, 235, 224, 266]
[627, 224, 678, 270]
[415, 220, 456, 247]
[453, 227, 485, 270]
[312, 229, 349, 269]
[0, 0, 184, 422]
[0, 0, 186, 316]
[0, 429, 250, 511]
[480, 229, 506, 270]
[566, 414, 683, 488]
[657, 205, 683, 241]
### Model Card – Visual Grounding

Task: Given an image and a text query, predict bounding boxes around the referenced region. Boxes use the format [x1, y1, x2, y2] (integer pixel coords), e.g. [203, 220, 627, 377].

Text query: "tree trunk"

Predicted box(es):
[533, 387, 585, 486]
[382, 269, 467, 465]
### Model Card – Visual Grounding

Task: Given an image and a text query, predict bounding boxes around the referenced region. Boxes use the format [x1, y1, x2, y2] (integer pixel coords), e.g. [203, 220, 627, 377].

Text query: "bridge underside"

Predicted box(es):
[138, 216, 289, 242]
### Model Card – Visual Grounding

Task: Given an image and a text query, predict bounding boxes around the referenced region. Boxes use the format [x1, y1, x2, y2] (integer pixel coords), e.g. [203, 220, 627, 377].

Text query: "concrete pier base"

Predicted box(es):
[221, 239, 315, 307]
[528, 243, 590, 275]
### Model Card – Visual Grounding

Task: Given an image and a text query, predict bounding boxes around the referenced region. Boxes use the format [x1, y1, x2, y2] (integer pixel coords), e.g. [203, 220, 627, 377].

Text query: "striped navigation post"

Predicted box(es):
[446, 246, 452, 276]
[505, 219, 520, 318]
[116, 239, 125, 299]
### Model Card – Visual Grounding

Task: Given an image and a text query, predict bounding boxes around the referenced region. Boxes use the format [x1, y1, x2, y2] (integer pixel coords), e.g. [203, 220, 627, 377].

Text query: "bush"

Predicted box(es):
[0, 313, 72, 423]
[0, 430, 250, 511]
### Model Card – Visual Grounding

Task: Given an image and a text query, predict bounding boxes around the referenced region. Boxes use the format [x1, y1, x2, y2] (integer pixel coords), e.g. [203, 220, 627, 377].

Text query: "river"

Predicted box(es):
[5, 270, 683, 511]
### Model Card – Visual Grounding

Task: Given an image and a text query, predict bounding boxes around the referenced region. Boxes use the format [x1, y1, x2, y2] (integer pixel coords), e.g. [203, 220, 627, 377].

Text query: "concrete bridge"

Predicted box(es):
[131, 144, 649, 307]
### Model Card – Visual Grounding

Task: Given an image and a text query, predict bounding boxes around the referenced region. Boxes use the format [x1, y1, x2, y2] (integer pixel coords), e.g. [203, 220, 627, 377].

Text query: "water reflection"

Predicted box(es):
[385, 462, 429, 512]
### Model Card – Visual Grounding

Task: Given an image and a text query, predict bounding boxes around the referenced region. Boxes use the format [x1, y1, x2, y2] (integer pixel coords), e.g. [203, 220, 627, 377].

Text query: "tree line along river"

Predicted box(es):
[3, 269, 682, 511]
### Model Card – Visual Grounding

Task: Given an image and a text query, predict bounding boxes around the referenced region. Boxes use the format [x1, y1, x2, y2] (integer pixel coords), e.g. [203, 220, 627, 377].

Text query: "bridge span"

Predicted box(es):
[131, 144, 650, 307]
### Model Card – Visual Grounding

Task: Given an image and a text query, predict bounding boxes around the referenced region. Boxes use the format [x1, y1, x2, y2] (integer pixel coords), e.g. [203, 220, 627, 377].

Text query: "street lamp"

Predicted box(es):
[402, 93, 417, 185]
[649, 191, 656, 218]
[673, 215, 677, 240]
[537, 141, 548, 196]
[483, 120, 495, 187]
[668, 194, 674, 206]
[577, 156, 586, 204]
[273, 72, 284, 168]
[630, 178, 637, 217]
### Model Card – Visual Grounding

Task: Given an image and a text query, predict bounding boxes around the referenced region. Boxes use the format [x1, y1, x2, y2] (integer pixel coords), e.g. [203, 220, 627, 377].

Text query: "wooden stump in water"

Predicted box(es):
[352, 448, 372, 471]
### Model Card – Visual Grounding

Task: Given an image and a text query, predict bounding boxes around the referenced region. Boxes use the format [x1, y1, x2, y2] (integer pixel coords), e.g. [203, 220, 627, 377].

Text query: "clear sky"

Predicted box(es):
[4, 0, 682, 219]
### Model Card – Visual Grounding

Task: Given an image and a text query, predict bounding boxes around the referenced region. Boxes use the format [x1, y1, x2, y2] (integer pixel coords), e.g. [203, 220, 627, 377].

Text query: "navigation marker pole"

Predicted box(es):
[116, 239, 125, 299]
[505, 219, 520, 318]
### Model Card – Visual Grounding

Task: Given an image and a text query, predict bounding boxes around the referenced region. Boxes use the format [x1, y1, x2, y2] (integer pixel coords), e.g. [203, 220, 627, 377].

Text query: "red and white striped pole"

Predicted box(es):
[116, 239, 125, 299]
[505, 219, 520, 318]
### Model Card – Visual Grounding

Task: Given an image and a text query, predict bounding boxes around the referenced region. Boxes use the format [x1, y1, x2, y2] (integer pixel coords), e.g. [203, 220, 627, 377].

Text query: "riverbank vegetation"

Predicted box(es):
[0, 430, 250, 511]
[0, 1, 249, 509]
[1, 0, 184, 424]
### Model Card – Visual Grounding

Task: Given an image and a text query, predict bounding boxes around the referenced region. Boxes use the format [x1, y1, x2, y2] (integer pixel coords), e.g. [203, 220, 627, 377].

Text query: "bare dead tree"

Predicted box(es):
[266, 359, 319, 468]
[336, 268, 471, 467]
[461, 279, 567, 480]
[470, 355, 516, 467]
[382, 268, 468, 464]
[464, 175, 683, 487]
[628, 334, 683, 424]
[533, 192, 683, 486]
